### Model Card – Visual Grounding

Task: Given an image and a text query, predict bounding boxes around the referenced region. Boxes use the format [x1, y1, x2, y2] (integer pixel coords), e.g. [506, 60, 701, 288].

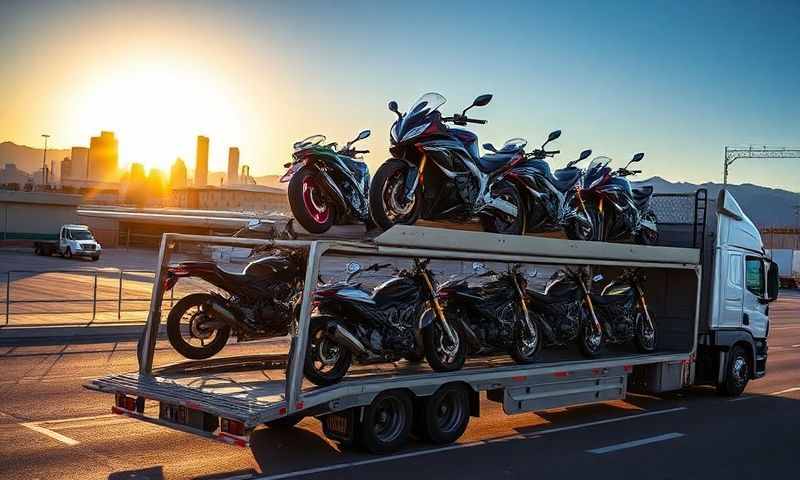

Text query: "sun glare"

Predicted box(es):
[73, 61, 243, 173]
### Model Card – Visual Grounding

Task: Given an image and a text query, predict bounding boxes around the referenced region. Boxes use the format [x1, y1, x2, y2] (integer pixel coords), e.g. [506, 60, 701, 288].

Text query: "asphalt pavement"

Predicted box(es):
[0, 290, 798, 480]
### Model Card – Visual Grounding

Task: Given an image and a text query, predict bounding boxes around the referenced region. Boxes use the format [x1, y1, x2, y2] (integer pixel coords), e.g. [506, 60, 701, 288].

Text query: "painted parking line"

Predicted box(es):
[587, 432, 685, 454]
[251, 407, 688, 480]
[20, 422, 80, 446]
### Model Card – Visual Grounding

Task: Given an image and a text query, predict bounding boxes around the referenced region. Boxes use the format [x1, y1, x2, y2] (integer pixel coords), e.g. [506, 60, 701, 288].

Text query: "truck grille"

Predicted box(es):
[83, 244, 96, 251]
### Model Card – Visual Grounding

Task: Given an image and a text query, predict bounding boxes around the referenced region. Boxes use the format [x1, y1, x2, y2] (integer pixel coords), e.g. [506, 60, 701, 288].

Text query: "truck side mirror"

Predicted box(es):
[766, 260, 779, 302]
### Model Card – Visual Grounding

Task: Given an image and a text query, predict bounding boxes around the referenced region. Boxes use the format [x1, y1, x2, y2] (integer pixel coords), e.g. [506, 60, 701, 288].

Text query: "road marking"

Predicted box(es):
[20, 422, 80, 446]
[728, 396, 755, 402]
[771, 387, 800, 396]
[587, 432, 685, 454]
[35, 413, 117, 425]
[252, 407, 687, 480]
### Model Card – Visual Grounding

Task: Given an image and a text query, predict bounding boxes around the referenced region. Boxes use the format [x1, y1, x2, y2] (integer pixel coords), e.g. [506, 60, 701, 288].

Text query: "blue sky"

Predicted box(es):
[1, 0, 798, 189]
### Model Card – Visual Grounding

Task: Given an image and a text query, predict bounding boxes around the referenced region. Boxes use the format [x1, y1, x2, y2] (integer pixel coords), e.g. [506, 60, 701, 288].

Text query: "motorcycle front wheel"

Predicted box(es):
[423, 321, 465, 372]
[166, 293, 231, 360]
[288, 166, 336, 234]
[635, 312, 657, 352]
[369, 159, 421, 231]
[480, 181, 526, 235]
[578, 305, 603, 358]
[510, 315, 541, 364]
[303, 318, 352, 387]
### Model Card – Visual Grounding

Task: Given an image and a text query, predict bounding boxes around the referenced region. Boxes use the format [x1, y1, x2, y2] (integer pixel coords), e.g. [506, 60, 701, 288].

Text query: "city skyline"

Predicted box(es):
[1, 1, 799, 190]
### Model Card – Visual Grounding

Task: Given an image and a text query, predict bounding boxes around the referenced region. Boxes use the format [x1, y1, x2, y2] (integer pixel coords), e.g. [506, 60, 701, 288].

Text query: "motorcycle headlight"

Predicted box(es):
[588, 176, 604, 189]
[400, 122, 431, 143]
[74, 243, 82, 250]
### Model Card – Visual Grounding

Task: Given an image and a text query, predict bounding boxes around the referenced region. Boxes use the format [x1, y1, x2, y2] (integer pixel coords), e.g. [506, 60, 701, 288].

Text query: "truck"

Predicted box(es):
[33, 224, 102, 261]
[85, 189, 779, 453]
[767, 249, 800, 288]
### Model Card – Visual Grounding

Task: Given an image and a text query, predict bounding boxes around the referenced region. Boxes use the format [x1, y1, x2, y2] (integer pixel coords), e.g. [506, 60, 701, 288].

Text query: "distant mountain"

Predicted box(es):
[0, 141, 71, 175]
[636, 176, 800, 227]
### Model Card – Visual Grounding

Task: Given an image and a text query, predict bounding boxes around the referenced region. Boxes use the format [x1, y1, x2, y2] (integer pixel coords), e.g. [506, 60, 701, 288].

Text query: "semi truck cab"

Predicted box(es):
[702, 190, 779, 394]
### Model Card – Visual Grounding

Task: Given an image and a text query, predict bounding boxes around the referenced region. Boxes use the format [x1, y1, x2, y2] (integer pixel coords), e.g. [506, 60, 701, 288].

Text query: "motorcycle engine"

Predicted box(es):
[542, 301, 581, 342]
[454, 174, 478, 206]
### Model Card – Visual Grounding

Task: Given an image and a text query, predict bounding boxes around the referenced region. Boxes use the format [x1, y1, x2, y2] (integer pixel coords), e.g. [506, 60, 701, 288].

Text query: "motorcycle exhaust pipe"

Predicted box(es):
[207, 301, 258, 334]
[327, 322, 368, 355]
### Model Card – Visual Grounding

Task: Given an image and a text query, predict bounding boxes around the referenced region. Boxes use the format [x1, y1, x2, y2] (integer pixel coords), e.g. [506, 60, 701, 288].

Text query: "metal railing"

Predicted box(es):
[1, 268, 177, 326]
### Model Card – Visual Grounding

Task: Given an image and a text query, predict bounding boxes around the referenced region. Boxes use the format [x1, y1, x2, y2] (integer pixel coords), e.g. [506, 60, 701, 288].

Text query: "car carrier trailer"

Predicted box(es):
[85, 189, 778, 453]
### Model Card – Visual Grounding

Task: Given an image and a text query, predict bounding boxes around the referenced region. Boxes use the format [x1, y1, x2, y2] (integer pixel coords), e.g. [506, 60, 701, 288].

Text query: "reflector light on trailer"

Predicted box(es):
[553, 371, 570, 378]
[221, 417, 245, 437]
[624, 365, 633, 373]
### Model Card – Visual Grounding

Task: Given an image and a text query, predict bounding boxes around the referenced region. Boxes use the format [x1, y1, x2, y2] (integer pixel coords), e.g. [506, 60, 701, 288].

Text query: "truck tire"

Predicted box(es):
[91, 255, 100, 261]
[166, 293, 230, 360]
[717, 345, 750, 397]
[359, 390, 413, 454]
[266, 414, 303, 429]
[420, 384, 470, 445]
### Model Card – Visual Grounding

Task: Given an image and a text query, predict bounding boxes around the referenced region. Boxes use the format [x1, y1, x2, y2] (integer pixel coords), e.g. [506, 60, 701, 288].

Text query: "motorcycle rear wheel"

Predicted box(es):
[288, 167, 336, 234]
[303, 318, 352, 386]
[166, 293, 231, 360]
[480, 181, 526, 235]
[369, 159, 421, 230]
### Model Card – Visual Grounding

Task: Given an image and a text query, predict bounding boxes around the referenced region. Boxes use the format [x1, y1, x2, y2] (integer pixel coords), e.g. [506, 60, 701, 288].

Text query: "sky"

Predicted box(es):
[0, 0, 798, 189]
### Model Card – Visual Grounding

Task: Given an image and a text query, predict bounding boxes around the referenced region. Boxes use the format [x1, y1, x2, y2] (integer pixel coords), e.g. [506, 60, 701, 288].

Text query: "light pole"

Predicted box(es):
[41, 134, 50, 187]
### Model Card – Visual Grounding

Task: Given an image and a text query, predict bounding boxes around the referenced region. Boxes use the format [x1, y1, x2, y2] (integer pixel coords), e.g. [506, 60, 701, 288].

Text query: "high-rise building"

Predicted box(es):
[170, 158, 188, 188]
[129, 162, 146, 184]
[70, 147, 89, 179]
[60, 157, 72, 181]
[227, 147, 239, 185]
[88, 131, 118, 181]
[195, 135, 209, 187]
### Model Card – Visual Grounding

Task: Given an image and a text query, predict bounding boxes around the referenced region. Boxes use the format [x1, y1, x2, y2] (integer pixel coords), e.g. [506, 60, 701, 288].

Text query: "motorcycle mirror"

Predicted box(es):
[592, 274, 604, 282]
[472, 262, 487, 273]
[631, 152, 645, 162]
[579, 149, 592, 161]
[482, 143, 498, 153]
[542, 130, 562, 147]
[472, 94, 493, 107]
[388, 101, 399, 113]
[356, 129, 371, 141]
[345, 262, 362, 274]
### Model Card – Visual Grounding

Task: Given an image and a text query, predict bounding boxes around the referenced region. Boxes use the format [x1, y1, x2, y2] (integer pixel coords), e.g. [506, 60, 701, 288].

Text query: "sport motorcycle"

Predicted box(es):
[369, 92, 527, 235]
[590, 269, 656, 352]
[527, 267, 605, 357]
[497, 130, 594, 239]
[304, 259, 464, 386]
[436, 263, 541, 363]
[281, 130, 372, 234]
[575, 153, 658, 244]
[163, 247, 307, 359]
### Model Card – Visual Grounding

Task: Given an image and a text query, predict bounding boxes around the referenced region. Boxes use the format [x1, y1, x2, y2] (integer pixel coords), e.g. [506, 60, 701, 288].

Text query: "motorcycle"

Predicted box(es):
[163, 247, 307, 359]
[497, 130, 594, 239]
[436, 263, 541, 364]
[527, 267, 604, 357]
[281, 130, 372, 234]
[369, 92, 527, 235]
[304, 258, 464, 386]
[575, 153, 659, 244]
[591, 269, 656, 352]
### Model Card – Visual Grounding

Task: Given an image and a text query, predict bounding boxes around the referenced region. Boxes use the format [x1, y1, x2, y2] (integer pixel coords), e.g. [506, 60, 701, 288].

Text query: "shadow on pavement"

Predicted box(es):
[108, 465, 164, 479]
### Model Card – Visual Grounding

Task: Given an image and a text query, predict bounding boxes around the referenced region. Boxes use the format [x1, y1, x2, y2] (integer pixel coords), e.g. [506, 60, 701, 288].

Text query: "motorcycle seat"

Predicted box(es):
[527, 288, 576, 305]
[590, 292, 633, 306]
[478, 151, 518, 173]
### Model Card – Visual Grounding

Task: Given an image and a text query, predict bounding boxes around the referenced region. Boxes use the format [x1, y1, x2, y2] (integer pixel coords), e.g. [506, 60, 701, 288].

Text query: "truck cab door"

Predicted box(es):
[60, 228, 67, 250]
[743, 256, 768, 338]
[720, 251, 744, 328]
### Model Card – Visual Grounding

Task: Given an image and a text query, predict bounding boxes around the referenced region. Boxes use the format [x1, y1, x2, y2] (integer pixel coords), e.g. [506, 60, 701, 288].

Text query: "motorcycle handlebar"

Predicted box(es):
[466, 118, 487, 124]
[441, 115, 487, 125]
[545, 150, 560, 155]
[353, 149, 370, 154]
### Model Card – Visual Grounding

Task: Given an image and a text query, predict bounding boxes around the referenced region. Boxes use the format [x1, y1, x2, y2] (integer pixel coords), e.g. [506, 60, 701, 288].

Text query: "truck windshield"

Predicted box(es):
[69, 230, 94, 241]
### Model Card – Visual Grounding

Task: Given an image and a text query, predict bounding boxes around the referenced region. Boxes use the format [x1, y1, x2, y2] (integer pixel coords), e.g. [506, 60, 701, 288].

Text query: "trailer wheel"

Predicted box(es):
[718, 345, 750, 397]
[420, 384, 470, 445]
[359, 390, 413, 454]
